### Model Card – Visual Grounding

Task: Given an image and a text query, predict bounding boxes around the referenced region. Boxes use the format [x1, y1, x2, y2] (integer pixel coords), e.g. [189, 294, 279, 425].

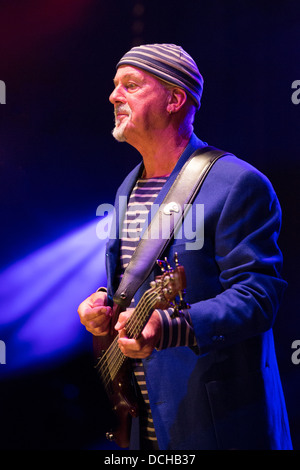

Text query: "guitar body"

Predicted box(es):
[93, 331, 139, 448]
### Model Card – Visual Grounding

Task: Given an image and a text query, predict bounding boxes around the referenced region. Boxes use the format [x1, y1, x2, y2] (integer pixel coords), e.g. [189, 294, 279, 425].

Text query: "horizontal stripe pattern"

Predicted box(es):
[117, 175, 197, 448]
[156, 308, 197, 350]
[117, 43, 203, 109]
[117, 177, 167, 276]
[118, 176, 167, 447]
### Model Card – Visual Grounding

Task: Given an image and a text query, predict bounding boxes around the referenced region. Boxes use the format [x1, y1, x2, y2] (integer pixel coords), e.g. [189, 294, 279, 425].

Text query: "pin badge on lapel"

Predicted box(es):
[163, 202, 180, 215]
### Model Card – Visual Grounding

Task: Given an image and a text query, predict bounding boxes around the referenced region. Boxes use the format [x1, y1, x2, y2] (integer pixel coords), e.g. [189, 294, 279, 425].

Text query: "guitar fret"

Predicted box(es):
[96, 288, 159, 388]
[126, 290, 159, 338]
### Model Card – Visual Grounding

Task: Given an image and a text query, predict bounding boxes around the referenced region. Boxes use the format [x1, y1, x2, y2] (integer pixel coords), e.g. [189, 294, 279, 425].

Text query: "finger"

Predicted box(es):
[118, 328, 128, 338]
[115, 308, 133, 330]
[115, 319, 126, 331]
[79, 308, 112, 336]
[81, 306, 112, 321]
[117, 337, 152, 358]
[117, 336, 137, 354]
[88, 313, 111, 328]
[118, 334, 146, 351]
[90, 295, 107, 307]
[90, 324, 111, 336]
[78, 293, 106, 311]
[85, 314, 111, 335]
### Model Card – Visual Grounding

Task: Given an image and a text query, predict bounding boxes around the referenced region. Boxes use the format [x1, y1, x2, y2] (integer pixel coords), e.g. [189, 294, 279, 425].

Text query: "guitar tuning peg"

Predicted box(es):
[164, 257, 171, 271]
[156, 259, 165, 272]
[174, 252, 180, 267]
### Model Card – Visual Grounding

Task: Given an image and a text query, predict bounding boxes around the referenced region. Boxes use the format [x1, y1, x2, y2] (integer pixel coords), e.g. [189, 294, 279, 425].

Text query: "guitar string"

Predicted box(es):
[97, 273, 178, 387]
[97, 292, 159, 388]
[97, 289, 160, 387]
[126, 290, 159, 337]
[98, 290, 159, 386]
[105, 273, 176, 373]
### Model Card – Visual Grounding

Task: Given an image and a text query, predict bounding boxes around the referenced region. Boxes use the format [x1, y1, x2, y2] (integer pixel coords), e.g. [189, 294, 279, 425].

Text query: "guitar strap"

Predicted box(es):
[113, 145, 231, 309]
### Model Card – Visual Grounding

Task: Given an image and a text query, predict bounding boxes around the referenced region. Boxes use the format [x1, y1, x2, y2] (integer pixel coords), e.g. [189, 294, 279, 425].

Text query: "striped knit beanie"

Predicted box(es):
[116, 43, 204, 109]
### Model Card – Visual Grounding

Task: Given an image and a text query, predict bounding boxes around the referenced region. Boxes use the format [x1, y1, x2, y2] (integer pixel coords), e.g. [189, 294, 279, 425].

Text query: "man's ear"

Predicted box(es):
[167, 87, 187, 114]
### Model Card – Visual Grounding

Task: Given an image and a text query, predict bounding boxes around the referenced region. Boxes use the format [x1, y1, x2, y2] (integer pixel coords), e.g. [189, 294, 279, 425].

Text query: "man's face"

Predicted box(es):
[109, 65, 171, 145]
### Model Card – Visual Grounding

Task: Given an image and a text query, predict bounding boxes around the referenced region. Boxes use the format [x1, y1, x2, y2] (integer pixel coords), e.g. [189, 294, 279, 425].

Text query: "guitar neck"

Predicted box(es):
[125, 287, 160, 339]
[97, 286, 160, 387]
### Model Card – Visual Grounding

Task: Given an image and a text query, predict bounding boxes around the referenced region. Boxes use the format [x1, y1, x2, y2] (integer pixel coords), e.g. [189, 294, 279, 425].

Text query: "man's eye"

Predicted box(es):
[127, 83, 138, 90]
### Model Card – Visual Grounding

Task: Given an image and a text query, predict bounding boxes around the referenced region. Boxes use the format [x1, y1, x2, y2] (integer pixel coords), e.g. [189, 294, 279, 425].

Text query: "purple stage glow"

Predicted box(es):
[0, 218, 109, 377]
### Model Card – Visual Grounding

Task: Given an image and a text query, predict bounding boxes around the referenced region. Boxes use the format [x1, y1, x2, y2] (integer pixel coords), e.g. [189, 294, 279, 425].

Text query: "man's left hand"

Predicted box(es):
[115, 309, 162, 358]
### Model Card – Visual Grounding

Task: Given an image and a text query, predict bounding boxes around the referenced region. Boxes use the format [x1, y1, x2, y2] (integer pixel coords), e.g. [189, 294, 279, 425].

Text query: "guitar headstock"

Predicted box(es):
[150, 253, 188, 315]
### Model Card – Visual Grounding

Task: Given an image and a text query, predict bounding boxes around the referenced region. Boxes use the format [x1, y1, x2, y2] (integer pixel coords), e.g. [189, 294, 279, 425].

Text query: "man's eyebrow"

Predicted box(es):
[113, 73, 144, 86]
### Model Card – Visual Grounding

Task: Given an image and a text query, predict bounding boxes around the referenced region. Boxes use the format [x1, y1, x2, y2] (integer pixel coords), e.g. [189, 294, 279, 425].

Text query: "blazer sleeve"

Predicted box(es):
[188, 167, 287, 351]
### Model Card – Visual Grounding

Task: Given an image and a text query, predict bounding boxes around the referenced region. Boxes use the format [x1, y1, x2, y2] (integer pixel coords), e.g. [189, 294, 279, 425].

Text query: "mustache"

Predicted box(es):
[114, 103, 132, 118]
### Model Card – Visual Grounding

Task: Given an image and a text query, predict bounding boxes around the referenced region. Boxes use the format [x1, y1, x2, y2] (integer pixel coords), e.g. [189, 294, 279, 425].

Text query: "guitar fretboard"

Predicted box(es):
[96, 286, 160, 389]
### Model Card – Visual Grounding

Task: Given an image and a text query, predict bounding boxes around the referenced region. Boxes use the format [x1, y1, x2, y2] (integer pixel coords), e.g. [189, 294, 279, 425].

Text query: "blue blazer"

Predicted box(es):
[105, 134, 293, 450]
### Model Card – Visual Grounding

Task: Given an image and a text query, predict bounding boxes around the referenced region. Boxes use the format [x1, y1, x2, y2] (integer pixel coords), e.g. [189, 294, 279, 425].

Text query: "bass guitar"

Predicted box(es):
[93, 255, 187, 448]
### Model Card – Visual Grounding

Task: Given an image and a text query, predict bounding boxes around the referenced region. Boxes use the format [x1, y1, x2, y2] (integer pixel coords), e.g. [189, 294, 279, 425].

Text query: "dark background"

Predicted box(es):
[0, 0, 299, 450]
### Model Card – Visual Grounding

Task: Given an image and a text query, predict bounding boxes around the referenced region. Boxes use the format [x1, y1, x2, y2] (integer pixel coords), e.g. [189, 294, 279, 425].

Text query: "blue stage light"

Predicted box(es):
[0, 218, 110, 377]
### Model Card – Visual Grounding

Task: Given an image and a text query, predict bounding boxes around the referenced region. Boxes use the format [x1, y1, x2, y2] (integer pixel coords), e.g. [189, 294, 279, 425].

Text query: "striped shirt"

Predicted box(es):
[117, 176, 196, 449]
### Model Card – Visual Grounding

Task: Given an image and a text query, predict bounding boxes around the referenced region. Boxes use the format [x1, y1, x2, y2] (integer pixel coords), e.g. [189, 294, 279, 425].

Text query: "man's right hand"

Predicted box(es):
[77, 291, 112, 336]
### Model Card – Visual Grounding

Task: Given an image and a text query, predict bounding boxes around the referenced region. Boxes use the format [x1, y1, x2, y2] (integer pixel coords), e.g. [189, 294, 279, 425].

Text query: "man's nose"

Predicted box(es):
[109, 86, 125, 105]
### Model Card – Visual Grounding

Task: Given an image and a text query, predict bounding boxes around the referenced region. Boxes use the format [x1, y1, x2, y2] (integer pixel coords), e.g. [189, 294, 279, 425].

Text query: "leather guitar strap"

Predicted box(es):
[113, 145, 231, 309]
